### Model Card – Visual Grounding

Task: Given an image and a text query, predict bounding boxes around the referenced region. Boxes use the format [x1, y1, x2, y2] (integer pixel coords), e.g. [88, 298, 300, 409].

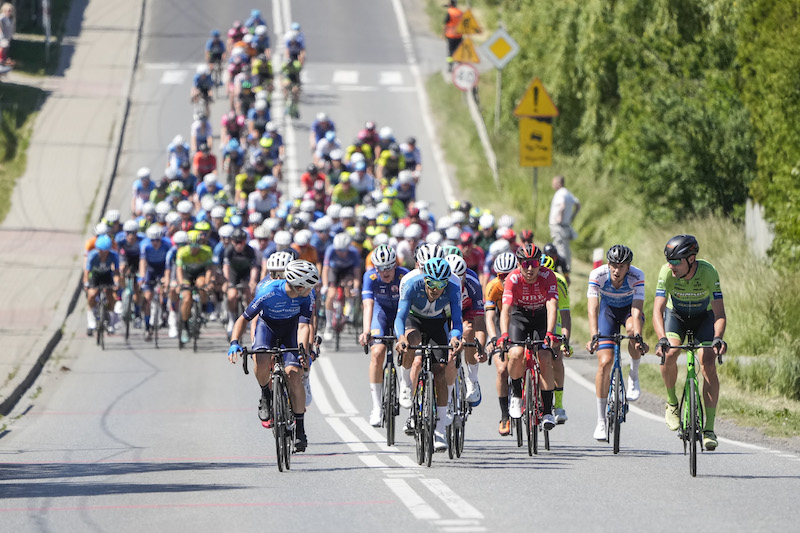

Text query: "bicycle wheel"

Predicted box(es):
[524, 369, 535, 456]
[272, 373, 286, 472]
[514, 416, 523, 448]
[98, 305, 106, 350]
[414, 377, 425, 465]
[383, 366, 396, 446]
[152, 296, 160, 349]
[95, 301, 102, 347]
[455, 370, 467, 458]
[192, 297, 201, 353]
[446, 422, 455, 460]
[424, 371, 435, 467]
[689, 378, 698, 477]
[124, 288, 132, 341]
[612, 367, 623, 454]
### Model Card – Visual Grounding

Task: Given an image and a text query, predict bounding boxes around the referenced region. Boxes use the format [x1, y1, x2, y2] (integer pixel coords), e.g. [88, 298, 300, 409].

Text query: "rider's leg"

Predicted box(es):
[538, 350, 555, 415]
[700, 346, 720, 430]
[180, 286, 192, 322]
[595, 347, 613, 420]
[369, 342, 387, 415]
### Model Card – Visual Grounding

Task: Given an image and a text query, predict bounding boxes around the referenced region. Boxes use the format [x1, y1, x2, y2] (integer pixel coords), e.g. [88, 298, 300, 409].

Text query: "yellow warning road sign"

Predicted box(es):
[513, 78, 559, 118]
[519, 118, 552, 167]
[456, 9, 482, 35]
[452, 37, 480, 64]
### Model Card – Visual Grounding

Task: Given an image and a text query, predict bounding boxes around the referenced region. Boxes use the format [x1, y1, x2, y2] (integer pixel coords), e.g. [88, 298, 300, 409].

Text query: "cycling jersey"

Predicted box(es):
[224, 244, 257, 276]
[331, 183, 360, 207]
[245, 279, 313, 322]
[140, 237, 170, 269]
[460, 269, 484, 321]
[502, 268, 558, 312]
[460, 244, 485, 273]
[310, 119, 336, 144]
[655, 260, 722, 317]
[193, 73, 213, 92]
[587, 264, 645, 308]
[118, 237, 142, 271]
[323, 245, 360, 271]
[291, 244, 319, 265]
[86, 249, 119, 277]
[363, 266, 409, 337]
[206, 38, 226, 56]
[176, 245, 213, 278]
[394, 272, 462, 340]
[553, 270, 570, 335]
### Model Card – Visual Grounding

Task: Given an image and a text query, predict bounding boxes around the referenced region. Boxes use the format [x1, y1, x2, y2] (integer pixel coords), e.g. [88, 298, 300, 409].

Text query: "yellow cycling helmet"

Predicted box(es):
[541, 255, 555, 270]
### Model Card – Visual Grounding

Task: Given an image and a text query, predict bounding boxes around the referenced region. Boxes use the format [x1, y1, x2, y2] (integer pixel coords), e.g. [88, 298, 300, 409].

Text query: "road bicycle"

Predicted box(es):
[446, 341, 484, 459]
[224, 283, 247, 341]
[403, 342, 452, 467]
[661, 330, 723, 477]
[364, 334, 399, 446]
[591, 333, 644, 454]
[178, 284, 205, 352]
[150, 282, 163, 348]
[211, 58, 223, 98]
[121, 271, 137, 341]
[94, 284, 114, 351]
[242, 345, 306, 472]
[328, 281, 355, 351]
[285, 80, 301, 119]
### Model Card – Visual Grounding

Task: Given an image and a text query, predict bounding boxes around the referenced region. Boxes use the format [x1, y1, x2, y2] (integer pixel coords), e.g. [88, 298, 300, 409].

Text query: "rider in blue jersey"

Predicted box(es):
[205, 29, 226, 72]
[83, 235, 120, 336]
[358, 245, 409, 426]
[228, 260, 319, 452]
[139, 224, 171, 341]
[322, 232, 362, 339]
[395, 257, 463, 453]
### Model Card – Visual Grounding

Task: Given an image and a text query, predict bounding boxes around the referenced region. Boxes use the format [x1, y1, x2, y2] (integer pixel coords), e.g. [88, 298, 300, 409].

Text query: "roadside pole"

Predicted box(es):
[42, 0, 51, 64]
[482, 26, 519, 135]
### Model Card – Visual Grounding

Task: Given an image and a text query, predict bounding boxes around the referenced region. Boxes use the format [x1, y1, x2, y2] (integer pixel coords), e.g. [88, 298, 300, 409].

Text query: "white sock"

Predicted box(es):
[325, 312, 332, 328]
[436, 406, 448, 432]
[630, 357, 640, 380]
[467, 363, 479, 383]
[400, 366, 412, 388]
[370, 383, 383, 411]
[597, 398, 607, 422]
[87, 310, 96, 329]
[448, 384, 454, 403]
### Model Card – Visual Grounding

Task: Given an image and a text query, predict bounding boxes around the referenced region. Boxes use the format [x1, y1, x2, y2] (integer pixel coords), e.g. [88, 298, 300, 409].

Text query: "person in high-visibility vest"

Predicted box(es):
[443, 0, 463, 71]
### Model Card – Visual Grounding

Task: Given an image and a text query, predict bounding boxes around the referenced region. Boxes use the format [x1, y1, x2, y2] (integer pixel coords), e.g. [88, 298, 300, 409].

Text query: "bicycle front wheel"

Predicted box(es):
[384, 366, 396, 446]
[424, 372, 435, 467]
[613, 367, 623, 454]
[414, 377, 425, 465]
[272, 373, 287, 472]
[524, 369, 535, 456]
[152, 297, 160, 349]
[192, 298, 201, 353]
[689, 378, 698, 477]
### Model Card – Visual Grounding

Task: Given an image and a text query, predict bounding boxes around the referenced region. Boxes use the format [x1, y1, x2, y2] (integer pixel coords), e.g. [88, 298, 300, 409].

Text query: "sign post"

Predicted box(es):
[514, 78, 558, 229]
[42, 0, 51, 64]
[482, 26, 519, 134]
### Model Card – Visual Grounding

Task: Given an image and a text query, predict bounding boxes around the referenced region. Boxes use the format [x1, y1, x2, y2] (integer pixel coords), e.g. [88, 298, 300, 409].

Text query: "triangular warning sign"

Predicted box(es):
[452, 37, 480, 64]
[456, 9, 482, 35]
[513, 78, 559, 118]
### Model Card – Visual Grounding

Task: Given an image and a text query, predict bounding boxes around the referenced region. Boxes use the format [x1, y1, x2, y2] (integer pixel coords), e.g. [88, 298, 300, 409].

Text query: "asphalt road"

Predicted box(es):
[1, 0, 799, 531]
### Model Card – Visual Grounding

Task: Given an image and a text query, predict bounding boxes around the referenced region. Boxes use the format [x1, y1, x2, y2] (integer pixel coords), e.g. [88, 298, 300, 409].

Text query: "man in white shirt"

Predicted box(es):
[548, 175, 581, 273]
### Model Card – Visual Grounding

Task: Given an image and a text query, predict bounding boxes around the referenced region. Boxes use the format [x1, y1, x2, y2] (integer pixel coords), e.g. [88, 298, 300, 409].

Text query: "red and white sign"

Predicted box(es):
[452, 63, 479, 92]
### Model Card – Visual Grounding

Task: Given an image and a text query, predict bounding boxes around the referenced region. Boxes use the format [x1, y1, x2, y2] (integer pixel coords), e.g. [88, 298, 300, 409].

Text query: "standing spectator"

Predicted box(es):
[0, 3, 14, 67]
[548, 175, 581, 273]
[443, 0, 463, 72]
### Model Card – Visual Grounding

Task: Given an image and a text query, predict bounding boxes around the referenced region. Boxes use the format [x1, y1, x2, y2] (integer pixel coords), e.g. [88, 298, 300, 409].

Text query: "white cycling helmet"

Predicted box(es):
[498, 214, 515, 229]
[479, 213, 495, 230]
[340, 206, 355, 219]
[218, 224, 234, 239]
[313, 216, 332, 232]
[249, 212, 264, 225]
[165, 211, 181, 227]
[172, 134, 185, 146]
[329, 149, 343, 161]
[391, 222, 406, 239]
[295, 212, 312, 225]
[273, 230, 293, 247]
[436, 215, 452, 231]
[294, 229, 312, 246]
[450, 211, 466, 224]
[372, 245, 397, 269]
[316, 112, 328, 122]
[266, 121, 278, 132]
[350, 152, 366, 165]
[177, 200, 193, 214]
[211, 205, 226, 219]
[196, 64, 210, 75]
[255, 99, 268, 111]
[203, 173, 217, 185]
[94, 222, 109, 235]
[489, 239, 511, 256]
[264, 217, 282, 233]
[445, 254, 467, 277]
[146, 224, 163, 240]
[137, 167, 151, 180]
[173, 230, 189, 245]
[397, 170, 414, 185]
[267, 251, 294, 272]
[372, 233, 390, 247]
[200, 195, 215, 213]
[254, 225, 271, 239]
[425, 232, 443, 245]
[415, 200, 430, 211]
[255, 24, 267, 36]
[156, 201, 171, 216]
[285, 260, 320, 289]
[333, 232, 352, 250]
[142, 202, 157, 216]
[404, 223, 423, 240]
[326, 203, 342, 219]
[379, 126, 393, 140]
[445, 226, 461, 241]
[300, 199, 316, 213]
[123, 220, 139, 233]
[415, 242, 444, 264]
[493, 252, 518, 274]
[104, 209, 121, 223]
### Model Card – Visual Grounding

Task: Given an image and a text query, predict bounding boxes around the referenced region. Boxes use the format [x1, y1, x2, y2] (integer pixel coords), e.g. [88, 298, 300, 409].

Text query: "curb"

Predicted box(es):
[0, 0, 148, 417]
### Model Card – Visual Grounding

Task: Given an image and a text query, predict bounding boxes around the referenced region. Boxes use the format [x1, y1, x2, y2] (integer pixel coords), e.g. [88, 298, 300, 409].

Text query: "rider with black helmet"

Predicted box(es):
[654, 234, 728, 451]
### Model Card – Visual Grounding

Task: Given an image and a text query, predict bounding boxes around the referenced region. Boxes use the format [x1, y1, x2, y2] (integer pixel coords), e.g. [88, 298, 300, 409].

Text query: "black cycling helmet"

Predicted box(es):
[664, 234, 699, 261]
[543, 243, 558, 258]
[231, 228, 248, 243]
[607, 244, 634, 264]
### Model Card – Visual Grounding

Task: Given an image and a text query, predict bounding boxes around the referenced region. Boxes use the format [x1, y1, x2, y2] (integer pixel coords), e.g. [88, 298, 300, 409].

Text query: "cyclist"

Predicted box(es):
[167, 135, 192, 173]
[321, 232, 362, 341]
[244, 9, 267, 32]
[223, 228, 259, 335]
[541, 254, 573, 425]
[191, 65, 214, 117]
[484, 251, 517, 435]
[227, 20, 246, 50]
[84, 234, 120, 336]
[499, 244, 560, 430]
[359, 245, 409, 426]
[445, 253, 486, 406]
[138, 224, 170, 341]
[458, 231, 485, 274]
[228, 260, 319, 452]
[281, 58, 303, 117]
[395, 257, 463, 452]
[176, 232, 213, 345]
[165, 230, 188, 338]
[206, 29, 226, 77]
[310, 112, 336, 152]
[117, 220, 143, 327]
[654, 235, 727, 451]
[131, 167, 155, 216]
[284, 22, 306, 62]
[543, 242, 570, 285]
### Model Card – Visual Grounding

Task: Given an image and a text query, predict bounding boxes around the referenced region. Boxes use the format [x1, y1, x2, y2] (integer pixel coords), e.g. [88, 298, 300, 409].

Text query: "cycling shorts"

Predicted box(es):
[142, 267, 165, 291]
[664, 308, 714, 345]
[182, 271, 206, 287]
[509, 307, 550, 351]
[209, 52, 223, 63]
[228, 267, 251, 288]
[596, 303, 644, 349]
[89, 271, 114, 288]
[370, 304, 396, 339]
[328, 267, 355, 287]
[253, 316, 303, 368]
[405, 315, 450, 364]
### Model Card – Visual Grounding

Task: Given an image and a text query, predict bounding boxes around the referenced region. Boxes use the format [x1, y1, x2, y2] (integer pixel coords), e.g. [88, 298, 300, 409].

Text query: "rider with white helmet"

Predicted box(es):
[321, 231, 362, 341]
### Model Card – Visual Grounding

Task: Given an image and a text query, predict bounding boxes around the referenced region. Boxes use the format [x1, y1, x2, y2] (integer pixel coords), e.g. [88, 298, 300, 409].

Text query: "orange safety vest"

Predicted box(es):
[444, 7, 462, 39]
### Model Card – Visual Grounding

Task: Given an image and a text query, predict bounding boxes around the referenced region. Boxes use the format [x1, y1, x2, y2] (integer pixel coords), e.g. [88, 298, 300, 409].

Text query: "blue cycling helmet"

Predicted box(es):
[291, 22, 301, 31]
[423, 257, 451, 282]
[95, 235, 112, 251]
[251, 9, 261, 17]
[230, 214, 244, 228]
[227, 138, 240, 151]
[325, 130, 336, 142]
[211, 29, 220, 37]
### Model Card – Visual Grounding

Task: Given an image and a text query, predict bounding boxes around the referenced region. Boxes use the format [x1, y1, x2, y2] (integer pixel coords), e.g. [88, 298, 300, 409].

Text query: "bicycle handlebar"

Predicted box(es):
[589, 333, 644, 353]
[362, 334, 397, 354]
[658, 341, 724, 367]
[240, 345, 305, 375]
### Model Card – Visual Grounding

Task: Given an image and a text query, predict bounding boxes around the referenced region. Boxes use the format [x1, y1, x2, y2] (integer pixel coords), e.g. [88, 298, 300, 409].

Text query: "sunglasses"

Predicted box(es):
[425, 278, 448, 290]
[520, 260, 540, 269]
[377, 264, 396, 272]
[667, 259, 683, 265]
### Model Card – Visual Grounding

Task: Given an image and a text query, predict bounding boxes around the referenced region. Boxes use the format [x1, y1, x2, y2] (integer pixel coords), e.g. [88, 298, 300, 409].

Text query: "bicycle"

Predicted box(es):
[402, 342, 451, 467]
[178, 284, 205, 352]
[661, 330, 723, 477]
[241, 345, 306, 473]
[447, 340, 484, 459]
[150, 283, 163, 349]
[591, 333, 644, 454]
[364, 335, 399, 445]
[284, 80, 301, 119]
[94, 284, 114, 351]
[504, 333, 564, 456]
[225, 283, 247, 341]
[328, 282, 352, 351]
[121, 271, 137, 341]
[211, 58, 223, 98]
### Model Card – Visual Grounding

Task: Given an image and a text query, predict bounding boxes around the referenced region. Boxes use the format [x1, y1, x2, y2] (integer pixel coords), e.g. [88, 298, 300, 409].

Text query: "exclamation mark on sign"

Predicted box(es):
[533, 87, 539, 112]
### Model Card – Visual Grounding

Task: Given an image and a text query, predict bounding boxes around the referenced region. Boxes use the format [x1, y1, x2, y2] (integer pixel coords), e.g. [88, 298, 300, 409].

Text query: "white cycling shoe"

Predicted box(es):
[627, 376, 641, 402]
[398, 383, 412, 409]
[593, 420, 607, 441]
[369, 408, 382, 427]
[508, 397, 523, 419]
[433, 430, 447, 452]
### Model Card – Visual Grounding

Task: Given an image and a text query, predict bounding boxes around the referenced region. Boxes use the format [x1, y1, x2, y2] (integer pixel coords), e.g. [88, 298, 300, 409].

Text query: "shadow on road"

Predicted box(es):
[0, 460, 258, 482]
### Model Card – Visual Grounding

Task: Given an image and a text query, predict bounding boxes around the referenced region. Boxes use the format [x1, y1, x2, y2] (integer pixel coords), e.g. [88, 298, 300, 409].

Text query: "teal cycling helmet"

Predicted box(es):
[423, 257, 451, 282]
[442, 244, 462, 258]
[95, 235, 112, 251]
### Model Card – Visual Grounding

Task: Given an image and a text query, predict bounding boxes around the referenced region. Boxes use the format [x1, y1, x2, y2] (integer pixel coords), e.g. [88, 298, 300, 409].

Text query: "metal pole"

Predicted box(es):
[494, 67, 501, 134]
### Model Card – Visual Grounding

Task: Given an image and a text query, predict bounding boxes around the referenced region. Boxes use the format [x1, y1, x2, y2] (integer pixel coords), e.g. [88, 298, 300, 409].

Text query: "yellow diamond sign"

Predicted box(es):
[482, 28, 519, 70]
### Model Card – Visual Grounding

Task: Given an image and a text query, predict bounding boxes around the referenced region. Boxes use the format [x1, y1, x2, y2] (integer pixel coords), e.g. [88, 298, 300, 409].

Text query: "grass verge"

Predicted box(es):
[425, 70, 800, 437]
[0, 83, 47, 223]
[9, 0, 72, 76]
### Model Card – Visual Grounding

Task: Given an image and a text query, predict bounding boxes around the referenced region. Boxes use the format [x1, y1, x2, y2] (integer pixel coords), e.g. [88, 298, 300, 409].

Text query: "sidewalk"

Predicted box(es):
[0, 0, 144, 414]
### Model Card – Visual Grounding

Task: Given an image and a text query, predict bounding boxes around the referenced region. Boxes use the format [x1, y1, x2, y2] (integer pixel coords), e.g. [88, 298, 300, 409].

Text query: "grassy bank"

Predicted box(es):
[0, 83, 46, 223]
[9, 0, 72, 75]
[426, 72, 800, 436]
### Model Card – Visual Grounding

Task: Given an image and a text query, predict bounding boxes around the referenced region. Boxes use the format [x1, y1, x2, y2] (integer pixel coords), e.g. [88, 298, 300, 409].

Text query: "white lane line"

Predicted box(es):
[316, 358, 359, 415]
[389, 0, 455, 205]
[360, 454, 388, 468]
[384, 479, 441, 520]
[160, 70, 186, 84]
[277, 0, 301, 199]
[309, 367, 335, 415]
[332, 70, 359, 84]
[439, 527, 487, 533]
[388, 86, 417, 93]
[339, 85, 378, 92]
[350, 416, 394, 452]
[389, 454, 422, 468]
[420, 478, 484, 519]
[144, 62, 183, 69]
[379, 71, 404, 85]
[326, 417, 370, 452]
[564, 367, 776, 453]
[435, 519, 483, 526]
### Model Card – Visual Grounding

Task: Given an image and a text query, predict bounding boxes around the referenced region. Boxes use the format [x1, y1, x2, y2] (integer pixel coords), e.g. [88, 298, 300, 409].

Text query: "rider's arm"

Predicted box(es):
[322, 264, 330, 288]
[652, 295, 667, 339]
[362, 298, 374, 335]
[587, 295, 599, 337]
[631, 299, 645, 336]
[393, 293, 410, 340]
[560, 310, 571, 346]
[545, 297, 558, 335]
[448, 284, 463, 340]
[711, 298, 726, 339]
[222, 263, 231, 282]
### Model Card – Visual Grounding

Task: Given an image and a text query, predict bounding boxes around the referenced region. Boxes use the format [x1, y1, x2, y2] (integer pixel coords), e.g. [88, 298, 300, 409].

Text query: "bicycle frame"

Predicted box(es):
[405, 343, 450, 468]
[593, 333, 641, 454]
[365, 335, 398, 446]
